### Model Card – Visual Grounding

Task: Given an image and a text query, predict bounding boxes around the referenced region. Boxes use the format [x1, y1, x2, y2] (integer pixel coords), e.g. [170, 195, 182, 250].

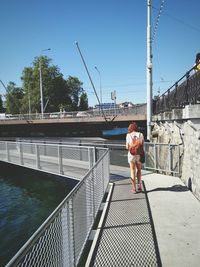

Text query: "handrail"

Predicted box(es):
[0, 104, 147, 122]
[153, 63, 200, 114]
[160, 64, 195, 98]
[5, 143, 110, 266]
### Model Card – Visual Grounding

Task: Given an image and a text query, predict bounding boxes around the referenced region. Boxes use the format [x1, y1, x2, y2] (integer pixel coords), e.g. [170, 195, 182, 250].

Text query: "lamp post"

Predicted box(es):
[94, 66, 102, 106]
[39, 48, 51, 118]
[147, 0, 153, 140]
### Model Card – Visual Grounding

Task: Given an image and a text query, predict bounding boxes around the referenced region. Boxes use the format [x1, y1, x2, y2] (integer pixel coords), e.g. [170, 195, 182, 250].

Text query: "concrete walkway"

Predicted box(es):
[87, 166, 200, 267]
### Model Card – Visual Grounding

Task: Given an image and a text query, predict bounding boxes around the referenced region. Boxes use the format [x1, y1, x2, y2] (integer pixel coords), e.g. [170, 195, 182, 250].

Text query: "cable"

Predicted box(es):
[152, 0, 165, 42]
[153, 4, 200, 33]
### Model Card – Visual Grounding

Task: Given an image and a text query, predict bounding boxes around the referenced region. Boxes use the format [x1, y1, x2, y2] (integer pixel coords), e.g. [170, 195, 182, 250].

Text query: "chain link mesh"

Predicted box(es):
[4, 143, 109, 267]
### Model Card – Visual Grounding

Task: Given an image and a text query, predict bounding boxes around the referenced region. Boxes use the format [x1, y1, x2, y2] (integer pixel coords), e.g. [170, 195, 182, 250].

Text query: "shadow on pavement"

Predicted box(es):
[146, 184, 189, 193]
[89, 175, 162, 266]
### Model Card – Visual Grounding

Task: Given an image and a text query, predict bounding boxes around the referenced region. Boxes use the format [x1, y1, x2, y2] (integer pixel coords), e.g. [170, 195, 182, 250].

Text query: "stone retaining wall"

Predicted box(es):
[152, 105, 200, 200]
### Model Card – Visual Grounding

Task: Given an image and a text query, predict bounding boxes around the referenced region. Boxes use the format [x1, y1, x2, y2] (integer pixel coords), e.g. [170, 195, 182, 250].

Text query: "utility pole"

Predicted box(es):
[94, 66, 102, 105]
[147, 0, 153, 140]
[75, 41, 107, 122]
[39, 48, 51, 119]
[39, 59, 44, 118]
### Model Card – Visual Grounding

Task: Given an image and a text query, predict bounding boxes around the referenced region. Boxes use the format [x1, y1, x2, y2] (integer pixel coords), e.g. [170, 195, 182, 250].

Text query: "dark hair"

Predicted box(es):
[195, 53, 200, 64]
[128, 122, 138, 133]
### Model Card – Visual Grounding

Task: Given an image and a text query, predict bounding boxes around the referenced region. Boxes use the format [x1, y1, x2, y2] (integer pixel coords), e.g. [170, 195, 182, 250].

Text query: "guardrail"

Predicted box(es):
[2, 139, 179, 266]
[0, 141, 107, 180]
[144, 142, 180, 175]
[9, 138, 180, 175]
[5, 143, 110, 267]
[0, 104, 146, 121]
[153, 65, 200, 114]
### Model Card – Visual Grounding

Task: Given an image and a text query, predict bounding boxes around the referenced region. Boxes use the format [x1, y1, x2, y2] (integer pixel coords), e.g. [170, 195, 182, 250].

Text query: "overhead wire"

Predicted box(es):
[152, 0, 165, 43]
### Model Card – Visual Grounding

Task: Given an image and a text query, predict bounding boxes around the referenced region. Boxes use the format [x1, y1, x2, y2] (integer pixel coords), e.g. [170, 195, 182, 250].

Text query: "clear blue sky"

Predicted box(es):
[0, 0, 200, 107]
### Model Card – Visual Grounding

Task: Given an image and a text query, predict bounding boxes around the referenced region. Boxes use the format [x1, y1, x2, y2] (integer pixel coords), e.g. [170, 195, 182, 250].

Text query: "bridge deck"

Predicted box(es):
[86, 166, 200, 267]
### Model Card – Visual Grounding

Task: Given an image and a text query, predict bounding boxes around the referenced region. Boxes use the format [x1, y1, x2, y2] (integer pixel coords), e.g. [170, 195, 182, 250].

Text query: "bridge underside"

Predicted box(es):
[0, 117, 147, 139]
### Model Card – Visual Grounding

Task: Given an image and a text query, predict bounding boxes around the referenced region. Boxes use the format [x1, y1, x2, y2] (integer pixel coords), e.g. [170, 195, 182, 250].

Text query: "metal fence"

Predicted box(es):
[5, 144, 110, 267]
[0, 104, 146, 121]
[153, 65, 200, 114]
[0, 141, 107, 180]
[11, 138, 180, 175]
[144, 142, 180, 175]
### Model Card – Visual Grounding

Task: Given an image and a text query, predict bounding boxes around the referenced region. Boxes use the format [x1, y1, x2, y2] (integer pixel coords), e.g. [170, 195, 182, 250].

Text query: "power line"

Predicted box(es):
[152, 0, 165, 42]
[83, 79, 175, 92]
[153, 5, 200, 33]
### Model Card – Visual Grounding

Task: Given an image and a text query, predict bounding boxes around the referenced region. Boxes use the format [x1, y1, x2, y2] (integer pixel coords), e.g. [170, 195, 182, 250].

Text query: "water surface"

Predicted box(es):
[0, 163, 75, 266]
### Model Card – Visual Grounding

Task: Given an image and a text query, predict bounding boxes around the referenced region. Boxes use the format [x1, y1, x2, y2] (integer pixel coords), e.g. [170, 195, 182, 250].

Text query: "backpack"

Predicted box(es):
[129, 133, 143, 156]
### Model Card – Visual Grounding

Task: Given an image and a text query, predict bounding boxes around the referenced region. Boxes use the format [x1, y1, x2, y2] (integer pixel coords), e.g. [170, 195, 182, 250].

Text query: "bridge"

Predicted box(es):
[2, 139, 200, 266]
[2, 139, 199, 266]
[0, 104, 146, 138]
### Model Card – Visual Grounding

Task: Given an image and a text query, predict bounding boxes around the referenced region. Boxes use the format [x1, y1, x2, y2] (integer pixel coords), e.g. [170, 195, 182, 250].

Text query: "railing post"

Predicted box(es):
[61, 207, 70, 267]
[19, 142, 24, 165]
[101, 156, 104, 195]
[185, 71, 190, 105]
[6, 142, 10, 162]
[167, 89, 170, 110]
[174, 82, 178, 108]
[35, 144, 40, 169]
[91, 166, 95, 220]
[169, 144, 172, 173]
[58, 145, 63, 175]
[68, 199, 76, 266]
[154, 143, 157, 170]
[88, 147, 95, 169]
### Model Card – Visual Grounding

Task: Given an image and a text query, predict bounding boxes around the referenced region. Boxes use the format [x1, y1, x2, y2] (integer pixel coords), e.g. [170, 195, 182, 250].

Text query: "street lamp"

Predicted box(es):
[94, 66, 102, 106]
[39, 48, 51, 118]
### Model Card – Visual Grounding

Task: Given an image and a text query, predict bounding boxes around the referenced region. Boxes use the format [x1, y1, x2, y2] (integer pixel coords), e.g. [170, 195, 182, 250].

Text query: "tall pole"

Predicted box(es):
[147, 0, 153, 141]
[0, 80, 7, 91]
[94, 66, 102, 105]
[39, 59, 44, 118]
[75, 41, 107, 122]
[39, 48, 51, 119]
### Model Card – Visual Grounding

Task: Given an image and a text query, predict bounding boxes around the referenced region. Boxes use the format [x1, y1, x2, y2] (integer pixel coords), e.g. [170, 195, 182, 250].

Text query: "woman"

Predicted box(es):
[194, 53, 200, 72]
[126, 122, 144, 193]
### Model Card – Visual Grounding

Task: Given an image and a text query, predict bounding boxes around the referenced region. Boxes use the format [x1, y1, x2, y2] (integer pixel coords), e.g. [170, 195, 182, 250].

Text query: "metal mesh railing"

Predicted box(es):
[0, 141, 99, 180]
[0, 104, 147, 121]
[5, 146, 110, 267]
[144, 143, 180, 174]
[7, 139, 180, 175]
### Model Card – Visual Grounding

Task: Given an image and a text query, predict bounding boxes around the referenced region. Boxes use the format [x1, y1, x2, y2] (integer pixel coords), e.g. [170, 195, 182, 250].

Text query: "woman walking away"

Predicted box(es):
[126, 122, 144, 193]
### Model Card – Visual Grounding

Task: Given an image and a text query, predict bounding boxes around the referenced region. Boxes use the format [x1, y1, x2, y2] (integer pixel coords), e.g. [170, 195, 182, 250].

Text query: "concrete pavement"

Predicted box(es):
[102, 166, 200, 267]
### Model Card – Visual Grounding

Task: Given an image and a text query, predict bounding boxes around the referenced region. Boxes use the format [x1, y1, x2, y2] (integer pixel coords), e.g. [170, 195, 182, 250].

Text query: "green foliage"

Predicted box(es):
[16, 56, 87, 114]
[0, 96, 4, 112]
[66, 76, 83, 111]
[6, 82, 24, 114]
[79, 92, 88, 111]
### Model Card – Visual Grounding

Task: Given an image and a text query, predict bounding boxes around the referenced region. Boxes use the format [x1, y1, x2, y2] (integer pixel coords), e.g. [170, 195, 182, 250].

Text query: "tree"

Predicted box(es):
[6, 82, 24, 114]
[79, 92, 88, 110]
[8, 56, 88, 114]
[66, 76, 83, 111]
[21, 56, 70, 113]
[0, 95, 4, 113]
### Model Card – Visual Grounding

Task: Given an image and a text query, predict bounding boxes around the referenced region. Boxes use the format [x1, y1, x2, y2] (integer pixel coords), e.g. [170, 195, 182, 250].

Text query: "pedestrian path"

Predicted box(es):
[86, 166, 200, 267]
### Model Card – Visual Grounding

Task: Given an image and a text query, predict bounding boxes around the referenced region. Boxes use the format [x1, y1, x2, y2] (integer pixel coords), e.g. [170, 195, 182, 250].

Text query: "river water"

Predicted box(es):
[0, 163, 75, 266]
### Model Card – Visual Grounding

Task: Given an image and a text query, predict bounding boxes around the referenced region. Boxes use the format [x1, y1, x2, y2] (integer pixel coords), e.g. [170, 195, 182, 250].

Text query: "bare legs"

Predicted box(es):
[130, 161, 136, 192]
[136, 161, 142, 191]
[130, 160, 142, 192]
